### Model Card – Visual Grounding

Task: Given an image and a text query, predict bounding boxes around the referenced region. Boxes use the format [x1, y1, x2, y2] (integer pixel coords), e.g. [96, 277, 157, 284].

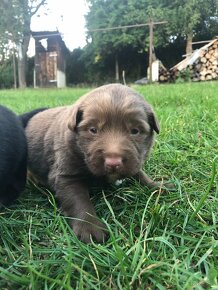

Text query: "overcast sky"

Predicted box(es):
[29, 0, 88, 55]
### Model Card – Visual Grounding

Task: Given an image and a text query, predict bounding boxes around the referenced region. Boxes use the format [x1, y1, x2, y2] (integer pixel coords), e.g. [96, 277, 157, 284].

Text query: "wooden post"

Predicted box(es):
[149, 20, 153, 83]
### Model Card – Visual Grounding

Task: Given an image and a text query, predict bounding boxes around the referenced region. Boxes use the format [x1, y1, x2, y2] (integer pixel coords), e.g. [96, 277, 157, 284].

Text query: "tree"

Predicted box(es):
[66, 48, 86, 85]
[85, 0, 171, 80]
[85, 0, 218, 74]
[0, 0, 47, 88]
[86, 1, 136, 81]
[165, 0, 218, 54]
[0, 57, 14, 89]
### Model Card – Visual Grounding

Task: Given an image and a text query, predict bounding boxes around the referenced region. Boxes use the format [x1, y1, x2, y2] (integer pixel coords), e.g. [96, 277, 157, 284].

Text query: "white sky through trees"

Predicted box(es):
[28, 0, 88, 55]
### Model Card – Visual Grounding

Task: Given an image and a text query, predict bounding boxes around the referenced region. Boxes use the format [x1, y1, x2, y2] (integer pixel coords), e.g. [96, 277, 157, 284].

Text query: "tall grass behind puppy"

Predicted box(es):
[25, 84, 163, 243]
[0, 105, 27, 207]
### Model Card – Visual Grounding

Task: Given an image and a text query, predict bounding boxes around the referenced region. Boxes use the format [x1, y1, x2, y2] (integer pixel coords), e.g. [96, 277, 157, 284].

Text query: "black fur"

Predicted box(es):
[0, 106, 49, 208]
[75, 109, 83, 132]
[20, 107, 48, 128]
[0, 105, 27, 207]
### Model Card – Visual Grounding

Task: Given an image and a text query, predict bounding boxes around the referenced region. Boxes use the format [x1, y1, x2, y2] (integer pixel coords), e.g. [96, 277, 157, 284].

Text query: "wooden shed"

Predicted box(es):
[32, 31, 68, 88]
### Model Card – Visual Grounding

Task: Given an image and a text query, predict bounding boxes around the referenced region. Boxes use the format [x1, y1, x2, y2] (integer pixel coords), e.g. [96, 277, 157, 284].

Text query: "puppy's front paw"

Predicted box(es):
[72, 218, 107, 244]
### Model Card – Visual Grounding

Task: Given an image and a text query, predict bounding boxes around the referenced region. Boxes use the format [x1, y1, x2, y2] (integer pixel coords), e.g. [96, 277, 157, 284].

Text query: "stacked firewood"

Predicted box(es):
[188, 41, 218, 81]
[159, 66, 170, 82]
[159, 39, 218, 82]
[158, 61, 170, 82]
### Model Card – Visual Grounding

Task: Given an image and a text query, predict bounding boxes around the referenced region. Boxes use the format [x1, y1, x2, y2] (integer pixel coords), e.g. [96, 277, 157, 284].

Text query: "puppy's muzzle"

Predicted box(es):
[104, 155, 123, 173]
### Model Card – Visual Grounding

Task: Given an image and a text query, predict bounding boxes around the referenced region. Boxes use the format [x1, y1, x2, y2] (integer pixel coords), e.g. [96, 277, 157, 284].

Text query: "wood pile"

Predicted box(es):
[159, 38, 218, 82]
[159, 65, 170, 82]
[188, 41, 218, 81]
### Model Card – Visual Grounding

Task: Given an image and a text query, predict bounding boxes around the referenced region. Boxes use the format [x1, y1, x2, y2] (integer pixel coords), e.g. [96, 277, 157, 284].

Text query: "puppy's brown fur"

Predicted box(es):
[26, 84, 162, 243]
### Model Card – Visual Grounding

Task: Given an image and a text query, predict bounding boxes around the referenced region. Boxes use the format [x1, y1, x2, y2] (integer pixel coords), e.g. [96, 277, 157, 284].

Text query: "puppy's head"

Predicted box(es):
[68, 84, 159, 182]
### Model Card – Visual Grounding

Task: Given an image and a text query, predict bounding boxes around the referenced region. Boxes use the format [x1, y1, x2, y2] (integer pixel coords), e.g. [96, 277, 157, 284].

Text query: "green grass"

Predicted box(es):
[0, 82, 217, 289]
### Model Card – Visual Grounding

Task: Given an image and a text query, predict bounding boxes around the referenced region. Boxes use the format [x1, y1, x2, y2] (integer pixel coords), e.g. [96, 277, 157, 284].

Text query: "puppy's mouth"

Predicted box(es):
[85, 154, 140, 181]
[106, 173, 122, 183]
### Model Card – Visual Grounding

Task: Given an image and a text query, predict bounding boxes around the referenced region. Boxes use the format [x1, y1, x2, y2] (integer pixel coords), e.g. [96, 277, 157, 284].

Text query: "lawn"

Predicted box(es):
[0, 82, 217, 289]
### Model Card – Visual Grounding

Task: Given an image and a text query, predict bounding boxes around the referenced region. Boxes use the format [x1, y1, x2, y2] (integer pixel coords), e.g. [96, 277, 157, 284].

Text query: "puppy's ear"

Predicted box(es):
[75, 110, 83, 130]
[143, 101, 160, 134]
[68, 106, 83, 132]
[147, 111, 160, 134]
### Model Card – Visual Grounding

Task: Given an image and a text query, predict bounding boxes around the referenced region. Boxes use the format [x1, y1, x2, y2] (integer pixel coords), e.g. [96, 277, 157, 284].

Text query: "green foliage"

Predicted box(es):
[0, 82, 217, 288]
[86, 0, 218, 52]
[0, 0, 46, 87]
[0, 57, 15, 88]
[83, 0, 218, 81]
[65, 46, 147, 85]
[175, 68, 191, 83]
[0, 0, 30, 52]
[86, 0, 168, 56]
[168, 0, 218, 37]
[66, 49, 87, 85]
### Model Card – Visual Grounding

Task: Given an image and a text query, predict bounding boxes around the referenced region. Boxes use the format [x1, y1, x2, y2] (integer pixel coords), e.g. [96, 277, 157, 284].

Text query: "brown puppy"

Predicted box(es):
[25, 84, 162, 243]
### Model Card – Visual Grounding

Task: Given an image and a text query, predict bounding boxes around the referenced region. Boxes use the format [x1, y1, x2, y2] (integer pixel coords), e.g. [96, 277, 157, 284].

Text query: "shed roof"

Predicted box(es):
[31, 30, 68, 54]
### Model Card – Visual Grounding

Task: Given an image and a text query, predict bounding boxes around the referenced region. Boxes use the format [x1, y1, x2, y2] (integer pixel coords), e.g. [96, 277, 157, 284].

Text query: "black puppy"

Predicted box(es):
[0, 106, 48, 208]
[0, 105, 27, 207]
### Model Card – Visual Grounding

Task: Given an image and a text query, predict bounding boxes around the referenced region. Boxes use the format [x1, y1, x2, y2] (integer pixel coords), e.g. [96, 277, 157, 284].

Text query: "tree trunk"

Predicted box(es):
[17, 46, 26, 88]
[12, 49, 17, 89]
[115, 54, 119, 82]
[17, 33, 30, 88]
[186, 32, 193, 55]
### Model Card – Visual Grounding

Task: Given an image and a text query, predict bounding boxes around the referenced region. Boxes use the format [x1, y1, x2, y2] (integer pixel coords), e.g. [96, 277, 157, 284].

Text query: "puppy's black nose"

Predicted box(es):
[104, 156, 122, 171]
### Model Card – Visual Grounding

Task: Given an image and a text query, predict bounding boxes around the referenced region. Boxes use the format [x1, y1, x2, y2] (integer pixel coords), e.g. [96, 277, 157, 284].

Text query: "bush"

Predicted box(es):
[0, 58, 14, 88]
